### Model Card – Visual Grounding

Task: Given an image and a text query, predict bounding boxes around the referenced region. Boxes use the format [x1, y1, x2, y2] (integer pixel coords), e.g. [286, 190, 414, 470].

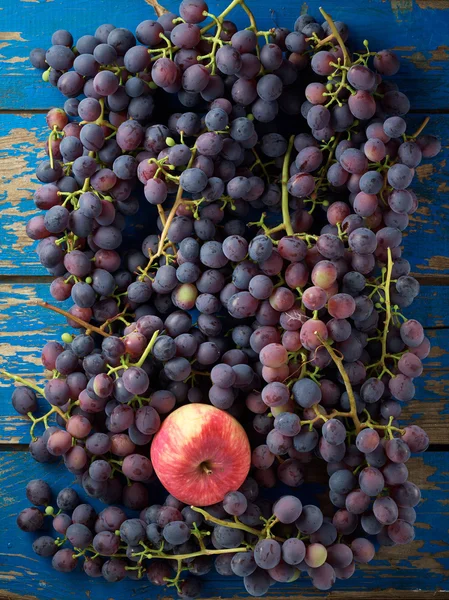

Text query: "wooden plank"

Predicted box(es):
[0, 0, 449, 110]
[0, 283, 448, 444]
[0, 450, 447, 598]
[0, 112, 448, 276]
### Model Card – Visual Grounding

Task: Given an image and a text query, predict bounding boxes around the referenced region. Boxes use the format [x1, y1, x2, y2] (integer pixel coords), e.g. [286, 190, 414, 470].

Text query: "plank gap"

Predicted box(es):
[0, 276, 54, 284]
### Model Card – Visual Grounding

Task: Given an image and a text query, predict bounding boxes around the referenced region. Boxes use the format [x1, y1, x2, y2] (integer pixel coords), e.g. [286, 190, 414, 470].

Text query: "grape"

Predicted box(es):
[359, 466, 385, 496]
[332, 506, 356, 535]
[373, 496, 399, 525]
[385, 438, 411, 463]
[12, 387, 38, 415]
[326, 544, 353, 568]
[30, 48, 47, 69]
[391, 482, 421, 507]
[56, 487, 80, 512]
[383, 462, 409, 486]
[52, 548, 78, 572]
[388, 520, 415, 544]
[254, 538, 281, 569]
[230, 551, 257, 577]
[71, 504, 96, 529]
[33, 535, 58, 557]
[67, 523, 94, 549]
[296, 505, 323, 534]
[93, 531, 121, 556]
[292, 377, 322, 408]
[311, 51, 334, 76]
[402, 425, 429, 453]
[243, 568, 272, 596]
[221, 491, 247, 517]
[310, 521, 338, 547]
[216, 45, 242, 75]
[356, 428, 380, 453]
[215, 524, 244, 548]
[273, 496, 302, 524]
[163, 521, 191, 545]
[322, 419, 346, 445]
[274, 412, 301, 437]
[17, 507, 44, 532]
[329, 469, 356, 495]
[310, 562, 336, 590]
[374, 49, 400, 74]
[416, 134, 441, 158]
[305, 543, 328, 568]
[398, 506, 417, 524]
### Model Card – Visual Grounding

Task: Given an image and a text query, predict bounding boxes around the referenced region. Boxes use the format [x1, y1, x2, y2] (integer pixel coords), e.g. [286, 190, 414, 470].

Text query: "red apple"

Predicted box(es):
[150, 403, 251, 506]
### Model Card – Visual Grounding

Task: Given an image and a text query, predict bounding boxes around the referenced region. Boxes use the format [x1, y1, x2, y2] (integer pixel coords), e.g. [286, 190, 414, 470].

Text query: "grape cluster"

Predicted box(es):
[17, 477, 418, 595]
[3, 0, 442, 597]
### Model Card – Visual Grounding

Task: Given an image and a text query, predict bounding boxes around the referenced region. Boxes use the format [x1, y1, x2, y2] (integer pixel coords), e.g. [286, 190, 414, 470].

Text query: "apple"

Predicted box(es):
[150, 403, 251, 506]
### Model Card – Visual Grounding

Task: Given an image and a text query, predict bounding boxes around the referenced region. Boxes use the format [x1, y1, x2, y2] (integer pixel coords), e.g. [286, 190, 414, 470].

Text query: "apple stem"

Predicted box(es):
[200, 462, 213, 475]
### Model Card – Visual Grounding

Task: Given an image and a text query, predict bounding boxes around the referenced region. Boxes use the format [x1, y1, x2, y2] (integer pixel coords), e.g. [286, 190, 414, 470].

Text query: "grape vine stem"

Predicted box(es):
[281, 135, 295, 236]
[0, 370, 68, 423]
[411, 117, 429, 139]
[377, 247, 394, 378]
[35, 301, 111, 338]
[191, 506, 286, 543]
[319, 7, 351, 66]
[139, 149, 198, 280]
[317, 337, 362, 433]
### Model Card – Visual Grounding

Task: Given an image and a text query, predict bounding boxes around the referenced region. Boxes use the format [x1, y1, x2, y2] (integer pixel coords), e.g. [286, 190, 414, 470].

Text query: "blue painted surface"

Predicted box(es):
[0, 0, 448, 598]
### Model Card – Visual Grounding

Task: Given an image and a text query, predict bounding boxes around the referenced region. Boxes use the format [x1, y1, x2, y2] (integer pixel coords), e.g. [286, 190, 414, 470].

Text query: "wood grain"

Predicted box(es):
[0, 0, 448, 598]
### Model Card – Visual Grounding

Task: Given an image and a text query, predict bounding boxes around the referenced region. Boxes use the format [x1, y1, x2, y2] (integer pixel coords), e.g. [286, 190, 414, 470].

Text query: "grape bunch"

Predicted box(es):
[18, 477, 417, 595]
[2, 0, 442, 597]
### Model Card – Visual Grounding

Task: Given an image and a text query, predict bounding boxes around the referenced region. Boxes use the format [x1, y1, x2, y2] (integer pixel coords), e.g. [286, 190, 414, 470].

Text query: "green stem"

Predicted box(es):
[281, 135, 295, 236]
[318, 337, 362, 433]
[190, 507, 285, 543]
[319, 7, 351, 66]
[0, 370, 45, 397]
[133, 330, 160, 368]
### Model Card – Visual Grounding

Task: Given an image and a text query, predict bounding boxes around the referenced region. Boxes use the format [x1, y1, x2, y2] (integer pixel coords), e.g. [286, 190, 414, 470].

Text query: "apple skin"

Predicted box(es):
[150, 403, 251, 506]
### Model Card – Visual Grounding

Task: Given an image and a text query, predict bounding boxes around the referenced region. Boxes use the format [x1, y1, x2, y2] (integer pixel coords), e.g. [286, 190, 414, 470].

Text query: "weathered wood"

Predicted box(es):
[0, 112, 448, 276]
[0, 2, 448, 598]
[0, 451, 446, 598]
[0, 283, 448, 444]
[0, 0, 448, 110]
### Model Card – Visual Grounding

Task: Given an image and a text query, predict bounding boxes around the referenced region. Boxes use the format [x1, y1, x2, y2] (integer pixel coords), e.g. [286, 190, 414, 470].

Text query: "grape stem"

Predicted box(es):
[317, 336, 363, 433]
[281, 135, 295, 236]
[200, 0, 245, 35]
[35, 300, 111, 338]
[190, 506, 286, 543]
[377, 248, 394, 379]
[319, 7, 351, 66]
[0, 370, 68, 431]
[411, 116, 430, 139]
[0, 369, 45, 397]
[139, 148, 197, 281]
[132, 330, 160, 368]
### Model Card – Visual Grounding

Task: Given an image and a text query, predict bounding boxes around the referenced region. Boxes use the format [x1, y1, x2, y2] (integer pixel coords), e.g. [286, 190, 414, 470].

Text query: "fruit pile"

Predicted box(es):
[4, 0, 441, 597]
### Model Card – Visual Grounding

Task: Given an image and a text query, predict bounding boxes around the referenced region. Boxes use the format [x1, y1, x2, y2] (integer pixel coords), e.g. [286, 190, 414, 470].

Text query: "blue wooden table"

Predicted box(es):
[1, 0, 449, 598]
